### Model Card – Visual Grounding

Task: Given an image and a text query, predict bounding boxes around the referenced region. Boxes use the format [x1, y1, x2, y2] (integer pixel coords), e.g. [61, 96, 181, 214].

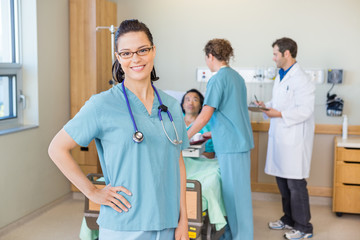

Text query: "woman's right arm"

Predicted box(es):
[187, 105, 214, 139]
[48, 128, 132, 213]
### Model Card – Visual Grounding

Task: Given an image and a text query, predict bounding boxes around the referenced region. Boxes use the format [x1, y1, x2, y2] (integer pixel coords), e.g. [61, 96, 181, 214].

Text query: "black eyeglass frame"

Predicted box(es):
[117, 46, 154, 59]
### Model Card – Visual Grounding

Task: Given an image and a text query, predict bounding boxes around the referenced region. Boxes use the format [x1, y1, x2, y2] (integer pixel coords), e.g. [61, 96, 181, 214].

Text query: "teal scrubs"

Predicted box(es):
[64, 84, 189, 232]
[186, 122, 214, 153]
[99, 227, 175, 240]
[204, 66, 254, 240]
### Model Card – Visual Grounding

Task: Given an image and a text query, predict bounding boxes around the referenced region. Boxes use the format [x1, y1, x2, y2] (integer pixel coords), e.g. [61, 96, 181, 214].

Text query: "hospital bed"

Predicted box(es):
[81, 170, 226, 240]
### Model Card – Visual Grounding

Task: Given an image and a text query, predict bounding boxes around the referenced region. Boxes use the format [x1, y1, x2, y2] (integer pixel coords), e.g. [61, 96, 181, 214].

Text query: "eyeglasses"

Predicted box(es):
[117, 46, 153, 59]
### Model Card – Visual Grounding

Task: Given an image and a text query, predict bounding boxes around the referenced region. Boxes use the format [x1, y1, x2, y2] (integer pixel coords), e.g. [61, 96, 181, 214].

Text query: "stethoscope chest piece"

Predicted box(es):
[133, 131, 144, 143]
[122, 81, 182, 145]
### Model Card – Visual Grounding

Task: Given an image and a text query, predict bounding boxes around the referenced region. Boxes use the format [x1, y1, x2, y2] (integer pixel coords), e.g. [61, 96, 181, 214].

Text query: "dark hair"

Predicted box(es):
[272, 37, 298, 58]
[112, 19, 159, 83]
[181, 89, 204, 114]
[204, 38, 234, 64]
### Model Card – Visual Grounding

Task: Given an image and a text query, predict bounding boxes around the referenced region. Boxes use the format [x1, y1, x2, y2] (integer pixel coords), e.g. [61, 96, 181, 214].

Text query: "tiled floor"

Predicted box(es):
[252, 199, 360, 240]
[1, 194, 359, 240]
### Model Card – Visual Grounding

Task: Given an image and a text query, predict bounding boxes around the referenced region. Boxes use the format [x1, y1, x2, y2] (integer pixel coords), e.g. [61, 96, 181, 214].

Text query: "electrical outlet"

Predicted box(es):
[305, 69, 324, 84]
[196, 68, 213, 82]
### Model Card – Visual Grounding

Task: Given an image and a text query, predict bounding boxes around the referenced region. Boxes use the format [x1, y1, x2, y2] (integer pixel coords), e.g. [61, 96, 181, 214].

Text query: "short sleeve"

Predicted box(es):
[204, 77, 223, 109]
[63, 96, 100, 147]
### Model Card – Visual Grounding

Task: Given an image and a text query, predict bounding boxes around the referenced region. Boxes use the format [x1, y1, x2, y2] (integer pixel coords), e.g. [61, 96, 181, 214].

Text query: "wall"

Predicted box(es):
[117, 0, 360, 190]
[257, 132, 337, 188]
[117, 0, 360, 126]
[1, 0, 357, 229]
[0, 0, 70, 229]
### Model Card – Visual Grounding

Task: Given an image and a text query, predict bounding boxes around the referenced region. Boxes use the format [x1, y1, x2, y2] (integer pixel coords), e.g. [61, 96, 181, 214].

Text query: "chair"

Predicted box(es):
[84, 173, 103, 230]
[186, 179, 203, 239]
[187, 179, 226, 240]
[83, 174, 225, 239]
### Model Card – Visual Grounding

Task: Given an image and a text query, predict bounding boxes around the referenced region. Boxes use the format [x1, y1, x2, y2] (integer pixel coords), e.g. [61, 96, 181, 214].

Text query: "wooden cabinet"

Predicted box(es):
[333, 137, 360, 215]
[69, 0, 117, 191]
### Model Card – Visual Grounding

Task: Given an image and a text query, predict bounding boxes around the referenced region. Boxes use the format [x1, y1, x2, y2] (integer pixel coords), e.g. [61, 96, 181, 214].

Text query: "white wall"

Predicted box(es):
[117, 0, 360, 125]
[116, 0, 360, 190]
[1, 0, 359, 229]
[0, 0, 70, 229]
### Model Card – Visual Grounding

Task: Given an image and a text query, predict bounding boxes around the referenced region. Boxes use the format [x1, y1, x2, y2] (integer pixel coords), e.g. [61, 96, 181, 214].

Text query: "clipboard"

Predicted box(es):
[248, 106, 269, 112]
[190, 135, 211, 145]
[248, 96, 270, 112]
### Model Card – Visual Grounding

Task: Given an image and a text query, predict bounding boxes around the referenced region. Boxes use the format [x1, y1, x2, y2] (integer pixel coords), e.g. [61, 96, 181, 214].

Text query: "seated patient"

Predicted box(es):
[181, 89, 227, 232]
[181, 89, 214, 159]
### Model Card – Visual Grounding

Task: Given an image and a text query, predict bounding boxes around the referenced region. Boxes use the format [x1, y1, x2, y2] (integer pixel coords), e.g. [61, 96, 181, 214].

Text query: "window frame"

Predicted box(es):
[0, 0, 24, 133]
[0, 65, 23, 130]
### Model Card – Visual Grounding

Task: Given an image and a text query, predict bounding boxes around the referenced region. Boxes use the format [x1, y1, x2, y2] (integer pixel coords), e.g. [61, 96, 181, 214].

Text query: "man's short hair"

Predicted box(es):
[272, 37, 297, 58]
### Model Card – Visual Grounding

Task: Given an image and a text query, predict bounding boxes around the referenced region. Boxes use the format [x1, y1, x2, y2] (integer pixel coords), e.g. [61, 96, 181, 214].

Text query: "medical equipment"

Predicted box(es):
[96, 25, 118, 86]
[122, 82, 183, 145]
[183, 143, 206, 158]
[326, 69, 344, 117]
[327, 69, 343, 84]
[183, 134, 212, 157]
[326, 92, 344, 117]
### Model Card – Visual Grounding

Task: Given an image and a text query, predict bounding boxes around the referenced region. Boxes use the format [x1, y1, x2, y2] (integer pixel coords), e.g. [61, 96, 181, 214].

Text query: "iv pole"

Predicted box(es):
[96, 25, 118, 85]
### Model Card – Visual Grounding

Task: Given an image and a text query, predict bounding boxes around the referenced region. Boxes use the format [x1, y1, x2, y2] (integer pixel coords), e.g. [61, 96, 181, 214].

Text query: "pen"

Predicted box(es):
[254, 94, 259, 104]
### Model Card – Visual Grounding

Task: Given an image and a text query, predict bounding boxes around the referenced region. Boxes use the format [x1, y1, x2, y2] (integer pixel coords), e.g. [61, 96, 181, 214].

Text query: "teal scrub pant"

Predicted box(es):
[99, 227, 175, 240]
[218, 152, 253, 240]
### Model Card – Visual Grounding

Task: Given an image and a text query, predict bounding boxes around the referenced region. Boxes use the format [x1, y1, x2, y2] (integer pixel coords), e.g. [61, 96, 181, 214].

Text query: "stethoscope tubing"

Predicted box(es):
[121, 81, 182, 145]
[121, 82, 139, 133]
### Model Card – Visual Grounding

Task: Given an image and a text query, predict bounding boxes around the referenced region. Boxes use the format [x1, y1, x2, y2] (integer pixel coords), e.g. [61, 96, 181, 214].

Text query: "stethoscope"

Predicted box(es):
[121, 82, 183, 145]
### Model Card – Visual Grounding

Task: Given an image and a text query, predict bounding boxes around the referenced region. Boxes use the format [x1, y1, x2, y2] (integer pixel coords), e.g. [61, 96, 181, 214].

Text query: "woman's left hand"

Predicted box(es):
[175, 218, 189, 240]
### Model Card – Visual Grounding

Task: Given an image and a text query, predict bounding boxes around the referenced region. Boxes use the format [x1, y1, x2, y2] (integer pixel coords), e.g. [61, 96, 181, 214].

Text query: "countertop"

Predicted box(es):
[336, 136, 360, 148]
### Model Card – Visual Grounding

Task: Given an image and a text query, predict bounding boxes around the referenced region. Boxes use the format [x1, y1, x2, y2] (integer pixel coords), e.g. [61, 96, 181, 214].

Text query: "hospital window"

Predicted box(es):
[0, 0, 23, 132]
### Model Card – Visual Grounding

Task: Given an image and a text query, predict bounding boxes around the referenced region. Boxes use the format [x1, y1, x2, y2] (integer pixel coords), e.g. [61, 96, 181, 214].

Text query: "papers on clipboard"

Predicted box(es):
[247, 102, 270, 112]
[190, 135, 211, 145]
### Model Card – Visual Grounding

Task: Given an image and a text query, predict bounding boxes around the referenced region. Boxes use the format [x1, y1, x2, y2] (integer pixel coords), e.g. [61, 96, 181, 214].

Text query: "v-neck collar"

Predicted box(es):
[279, 62, 297, 84]
[118, 83, 158, 117]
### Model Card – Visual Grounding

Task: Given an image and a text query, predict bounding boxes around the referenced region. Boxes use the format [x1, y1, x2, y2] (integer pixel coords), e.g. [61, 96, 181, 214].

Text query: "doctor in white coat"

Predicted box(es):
[257, 37, 315, 240]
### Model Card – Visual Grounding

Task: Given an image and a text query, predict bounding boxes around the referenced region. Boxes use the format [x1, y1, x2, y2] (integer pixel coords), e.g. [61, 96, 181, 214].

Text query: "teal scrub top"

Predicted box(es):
[186, 123, 214, 153]
[64, 84, 189, 231]
[204, 67, 254, 154]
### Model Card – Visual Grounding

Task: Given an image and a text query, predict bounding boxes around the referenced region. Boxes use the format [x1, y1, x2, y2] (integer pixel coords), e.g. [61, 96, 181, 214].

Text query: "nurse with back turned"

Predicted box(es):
[187, 38, 254, 240]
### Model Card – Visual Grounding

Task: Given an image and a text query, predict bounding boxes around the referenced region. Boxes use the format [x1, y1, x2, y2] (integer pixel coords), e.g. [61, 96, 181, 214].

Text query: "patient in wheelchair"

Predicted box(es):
[181, 89, 214, 158]
[181, 89, 227, 233]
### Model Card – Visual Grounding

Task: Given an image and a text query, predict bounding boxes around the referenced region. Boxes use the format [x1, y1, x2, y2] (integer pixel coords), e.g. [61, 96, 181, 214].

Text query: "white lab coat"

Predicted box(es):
[264, 63, 315, 179]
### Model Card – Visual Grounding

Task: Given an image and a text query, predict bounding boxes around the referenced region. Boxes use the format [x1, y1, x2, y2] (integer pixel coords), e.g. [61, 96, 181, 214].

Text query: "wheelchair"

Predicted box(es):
[83, 174, 225, 240]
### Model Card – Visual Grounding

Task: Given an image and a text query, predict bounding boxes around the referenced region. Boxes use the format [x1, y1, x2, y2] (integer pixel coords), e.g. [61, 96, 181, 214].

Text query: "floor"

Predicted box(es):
[1, 193, 359, 240]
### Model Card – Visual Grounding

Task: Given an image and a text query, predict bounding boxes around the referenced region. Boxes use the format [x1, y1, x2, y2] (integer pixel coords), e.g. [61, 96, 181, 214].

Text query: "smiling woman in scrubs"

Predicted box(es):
[187, 39, 254, 240]
[48, 19, 189, 240]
